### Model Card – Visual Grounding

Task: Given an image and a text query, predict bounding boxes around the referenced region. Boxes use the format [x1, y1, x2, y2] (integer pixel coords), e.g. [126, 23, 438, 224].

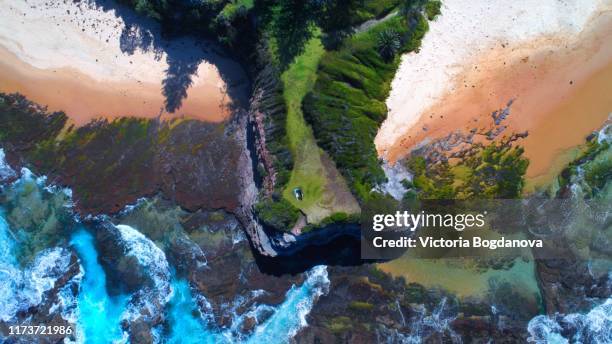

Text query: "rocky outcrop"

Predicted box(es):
[0, 93, 246, 216]
[247, 48, 291, 197]
[94, 222, 175, 342]
[0, 249, 82, 344]
[298, 265, 532, 343]
[154, 206, 304, 330]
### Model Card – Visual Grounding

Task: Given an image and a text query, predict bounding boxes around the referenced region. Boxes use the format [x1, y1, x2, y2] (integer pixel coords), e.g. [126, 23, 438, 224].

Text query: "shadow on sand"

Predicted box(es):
[92, 0, 249, 114]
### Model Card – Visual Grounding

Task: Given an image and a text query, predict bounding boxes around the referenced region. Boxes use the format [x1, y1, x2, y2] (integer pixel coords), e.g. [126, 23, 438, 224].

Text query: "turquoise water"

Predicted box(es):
[165, 278, 213, 344]
[1, 211, 330, 344]
[0, 209, 19, 321]
[247, 265, 328, 343]
[0, 156, 329, 343]
[70, 229, 129, 343]
[163, 265, 329, 344]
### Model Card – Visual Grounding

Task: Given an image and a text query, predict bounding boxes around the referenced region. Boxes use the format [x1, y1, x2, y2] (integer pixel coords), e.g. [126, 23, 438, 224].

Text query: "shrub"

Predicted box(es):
[254, 198, 301, 232]
[424, 0, 442, 20]
[348, 301, 375, 311]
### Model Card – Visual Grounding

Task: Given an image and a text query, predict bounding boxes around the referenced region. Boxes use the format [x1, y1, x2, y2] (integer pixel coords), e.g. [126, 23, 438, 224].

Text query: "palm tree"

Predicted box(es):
[377, 29, 401, 61]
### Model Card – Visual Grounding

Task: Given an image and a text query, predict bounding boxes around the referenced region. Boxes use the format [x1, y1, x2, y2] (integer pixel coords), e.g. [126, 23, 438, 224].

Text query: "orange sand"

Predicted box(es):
[384, 11, 612, 184]
[0, 46, 231, 126]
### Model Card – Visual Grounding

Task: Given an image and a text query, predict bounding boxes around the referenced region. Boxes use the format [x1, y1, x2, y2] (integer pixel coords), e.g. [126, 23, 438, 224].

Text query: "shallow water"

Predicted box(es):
[380, 257, 541, 301]
[0, 157, 328, 343]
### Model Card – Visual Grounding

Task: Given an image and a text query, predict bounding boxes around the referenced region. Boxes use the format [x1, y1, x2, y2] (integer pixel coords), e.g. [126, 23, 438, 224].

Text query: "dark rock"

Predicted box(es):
[129, 319, 154, 344]
[241, 316, 257, 333]
[95, 223, 151, 295]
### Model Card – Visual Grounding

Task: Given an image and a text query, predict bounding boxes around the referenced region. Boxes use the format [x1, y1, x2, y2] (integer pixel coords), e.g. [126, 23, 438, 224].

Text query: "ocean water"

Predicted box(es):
[527, 297, 612, 343]
[165, 278, 213, 344]
[70, 229, 129, 343]
[247, 265, 329, 343]
[0, 153, 329, 343]
[0, 208, 72, 322]
[164, 265, 330, 344]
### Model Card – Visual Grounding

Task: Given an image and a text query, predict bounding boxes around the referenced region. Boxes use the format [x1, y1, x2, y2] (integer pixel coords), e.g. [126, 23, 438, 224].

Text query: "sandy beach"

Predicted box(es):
[377, 0, 612, 185]
[0, 0, 247, 125]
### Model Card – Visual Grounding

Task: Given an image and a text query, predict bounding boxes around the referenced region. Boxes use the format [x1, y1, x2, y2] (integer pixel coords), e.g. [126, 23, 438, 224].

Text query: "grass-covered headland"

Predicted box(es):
[303, 8, 431, 201]
[107, 0, 441, 232]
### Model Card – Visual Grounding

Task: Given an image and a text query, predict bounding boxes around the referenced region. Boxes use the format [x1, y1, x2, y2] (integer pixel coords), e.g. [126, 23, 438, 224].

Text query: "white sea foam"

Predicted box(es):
[116, 224, 170, 295]
[247, 265, 330, 343]
[116, 224, 172, 323]
[597, 120, 612, 144]
[0, 149, 16, 182]
[527, 298, 612, 343]
[379, 160, 413, 200]
[0, 245, 72, 322]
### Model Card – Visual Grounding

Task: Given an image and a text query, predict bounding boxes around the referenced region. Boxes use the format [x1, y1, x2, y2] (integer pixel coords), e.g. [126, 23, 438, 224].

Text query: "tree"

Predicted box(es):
[376, 29, 401, 61]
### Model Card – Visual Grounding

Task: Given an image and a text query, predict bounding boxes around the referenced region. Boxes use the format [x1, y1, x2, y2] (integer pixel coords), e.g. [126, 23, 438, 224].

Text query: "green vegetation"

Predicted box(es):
[0, 94, 67, 145]
[406, 143, 529, 200]
[348, 301, 375, 311]
[461, 144, 529, 199]
[1, 93, 244, 214]
[327, 316, 353, 333]
[220, 0, 254, 20]
[301, 211, 361, 232]
[424, 0, 442, 20]
[255, 1, 412, 227]
[376, 29, 402, 61]
[71, 1, 436, 230]
[557, 132, 611, 197]
[280, 36, 327, 214]
[254, 198, 301, 232]
[279, 33, 360, 223]
[303, 12, 429, 201]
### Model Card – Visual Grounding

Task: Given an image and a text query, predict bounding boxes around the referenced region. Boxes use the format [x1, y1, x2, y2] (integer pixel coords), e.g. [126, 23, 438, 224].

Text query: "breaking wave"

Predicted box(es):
[0, 155, 330, 343]
[527, 298, 612, 344]
[0, 224, 72, 322]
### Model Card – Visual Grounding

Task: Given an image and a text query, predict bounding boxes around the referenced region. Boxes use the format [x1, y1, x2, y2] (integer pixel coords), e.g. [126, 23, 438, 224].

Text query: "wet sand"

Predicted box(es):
[0, 47, 230, 125]
[378, 0, 612, 187]
[0, 0, 245, 125]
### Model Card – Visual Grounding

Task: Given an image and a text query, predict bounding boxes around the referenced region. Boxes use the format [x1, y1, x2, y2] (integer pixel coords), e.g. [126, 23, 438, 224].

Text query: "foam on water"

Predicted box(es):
[0, 156, 330, 343]
[163, 265, 330, 344]
[597, 121, 612, 144]
[165, 278, 214, 344]
[0, 148, 16, 182]
[116, 224, 170, 294]
[527, 298, 612, 343]
[379, 161, 413, 200]
[0, 209, 72, 322]
[247, 265, 330, 343]
[116, 223, 172, 324]
[70, 229, 129, 343]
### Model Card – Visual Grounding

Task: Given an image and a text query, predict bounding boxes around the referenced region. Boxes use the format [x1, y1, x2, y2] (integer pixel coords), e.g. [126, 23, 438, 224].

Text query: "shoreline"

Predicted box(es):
[0, 46, 232, 125]
[376, 0, 612, 184]
[0, 0, 246, 125]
